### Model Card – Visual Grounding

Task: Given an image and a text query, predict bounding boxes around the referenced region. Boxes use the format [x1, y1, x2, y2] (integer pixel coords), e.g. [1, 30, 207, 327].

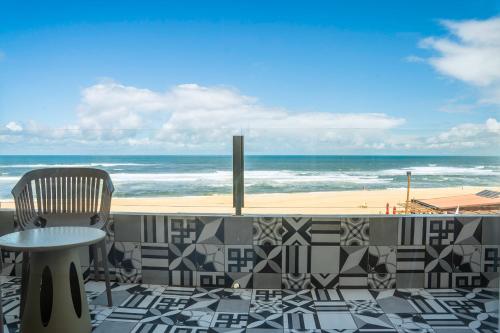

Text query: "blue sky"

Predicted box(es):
[0, 1, 499, 154]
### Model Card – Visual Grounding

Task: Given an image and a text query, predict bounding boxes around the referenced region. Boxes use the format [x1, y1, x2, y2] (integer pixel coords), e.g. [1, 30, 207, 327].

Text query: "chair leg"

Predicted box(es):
[91, 244, 100, 281]
[99, 240, 112, 307]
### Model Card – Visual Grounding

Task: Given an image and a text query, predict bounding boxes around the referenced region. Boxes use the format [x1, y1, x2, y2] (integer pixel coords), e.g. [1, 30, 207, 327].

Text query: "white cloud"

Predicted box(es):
[2, 80, 498, 154]
[420, 17, 500, 104]
[426, 118, 500, 150]
[69, 80, 406, 152]
[5, 121, 22, 132]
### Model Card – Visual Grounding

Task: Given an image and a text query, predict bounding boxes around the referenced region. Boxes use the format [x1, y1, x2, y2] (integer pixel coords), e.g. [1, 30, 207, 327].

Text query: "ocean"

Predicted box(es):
[0, 155, 499, 199]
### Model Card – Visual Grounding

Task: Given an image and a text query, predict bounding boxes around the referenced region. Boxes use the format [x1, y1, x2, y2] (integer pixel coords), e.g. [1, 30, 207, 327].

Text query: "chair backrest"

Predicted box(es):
[11, 168, 114, 230]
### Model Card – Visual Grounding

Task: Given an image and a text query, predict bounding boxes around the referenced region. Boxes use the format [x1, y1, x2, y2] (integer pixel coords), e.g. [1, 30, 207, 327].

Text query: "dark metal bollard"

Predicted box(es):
[233, 136, 244, 215]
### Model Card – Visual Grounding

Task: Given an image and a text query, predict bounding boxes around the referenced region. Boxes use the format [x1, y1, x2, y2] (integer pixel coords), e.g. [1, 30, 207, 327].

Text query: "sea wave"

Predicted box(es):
[371, 166, 499, 176]
[0, 163, 158, 168]
[109, 170, 391, 185]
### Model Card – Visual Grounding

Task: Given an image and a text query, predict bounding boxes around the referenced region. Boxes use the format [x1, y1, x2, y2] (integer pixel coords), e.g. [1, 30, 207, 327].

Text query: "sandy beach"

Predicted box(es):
[1, 186, 498, 214]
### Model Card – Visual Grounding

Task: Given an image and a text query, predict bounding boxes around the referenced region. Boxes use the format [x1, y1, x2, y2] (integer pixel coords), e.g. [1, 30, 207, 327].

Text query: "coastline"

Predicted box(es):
[1, 186, 498, 214]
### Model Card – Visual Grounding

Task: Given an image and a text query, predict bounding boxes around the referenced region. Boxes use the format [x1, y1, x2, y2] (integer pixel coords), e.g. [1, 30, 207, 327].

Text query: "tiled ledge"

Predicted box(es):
[0, 210, 499, 290]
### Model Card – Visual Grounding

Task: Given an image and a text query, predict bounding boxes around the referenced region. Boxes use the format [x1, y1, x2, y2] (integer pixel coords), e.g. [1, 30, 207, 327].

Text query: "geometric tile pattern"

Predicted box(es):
[454, 216, 482, 245]
[426, 217, 455, 246]
[452, 245, 481, 272]
[254, 245, 282, 273]
[2, 277, 500, 332]
[310, 218, 341, 245]
[282, 217, 311, 245]
[4, 213, 500, 290]
[253, 217, 283, 245]
[368, 246, 396, 273]
[340, 217, 369, 245]
[169, 216, 198, 244]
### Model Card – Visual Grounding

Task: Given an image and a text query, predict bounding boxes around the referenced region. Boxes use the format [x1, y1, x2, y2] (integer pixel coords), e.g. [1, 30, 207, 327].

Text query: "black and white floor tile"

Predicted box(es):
[1, 278, 499, 333]
[340, 218, 369, 246]
[195, 244, 225, 272]
[196, 216, 224, 245]
[253, 217, 283, 246]
[282, 217, 311, 246]
[254, 245, 282, 273]
[168, 216, 198, 245]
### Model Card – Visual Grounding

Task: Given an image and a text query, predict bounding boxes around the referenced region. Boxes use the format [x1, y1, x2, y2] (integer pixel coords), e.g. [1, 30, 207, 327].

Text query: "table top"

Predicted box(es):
[0, 227, 106, 252]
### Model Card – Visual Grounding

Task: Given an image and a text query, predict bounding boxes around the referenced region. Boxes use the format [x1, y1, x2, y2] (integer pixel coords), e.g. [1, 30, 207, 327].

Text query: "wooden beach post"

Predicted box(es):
[405, 171, 412, 214]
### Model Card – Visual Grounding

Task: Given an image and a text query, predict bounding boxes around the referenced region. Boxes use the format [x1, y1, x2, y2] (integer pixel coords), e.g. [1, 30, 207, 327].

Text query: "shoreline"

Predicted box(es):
[1, 186, 498, 214]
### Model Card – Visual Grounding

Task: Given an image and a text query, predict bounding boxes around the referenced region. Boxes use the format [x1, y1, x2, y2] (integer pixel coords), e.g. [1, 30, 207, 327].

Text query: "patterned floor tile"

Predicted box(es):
[346, 300, 383, 314]
[250, 299, 284, 313]
[144, 309, 214, 327]
[368, 246, 397, 273]
[90, 304, 114, 327]
[282, 217, 312, 245]
[317, 312, 357, 329]
[247, 311, 284, 329]
[151, 294, 191, 312]
[310, 218, 341, 246]
[387, 313, 434, 333]
[225, 246, 254, 273]
[310, 289, 342, 301]
[454, 217, 482, 245]
[253, 289, 282, 301]
[422, 313, 467, 330]
[425, 246, 453, 273]
[313, 300, 349, 312]
[352, 312, 396, 331]
[197, 216, 224, 244]
[368, 273, 396, 289]
[253, 217, 283, 246]
[340, 218, 369, 246]
[399, 217, 426, 246]
[426, 218, 455, 246]
[409, 298, 452, 314]
[254, 245, 282, 273]
[184, 297, 220, 312]
[195, 244, 225, 272]
[282, 274, 312, 289]
[197, 272, 226, 288]
[283, 313, 320, 329]
[310, 273, 339, 289]
[455, 312, 498, 332]
[169, 244, 197, 271]
[482, 245, 500, 272]
[282, 246, 311, 274]
[282, 299, 315, 313]
[216, 299, 250, 313]
[168, 216, 198, 244]
[211, 313, 249, 328]
[338, 289, 374, 301]
[114, 242, 142, 283]
[340, 246, 368, 275]
[452, 245, 481, 273]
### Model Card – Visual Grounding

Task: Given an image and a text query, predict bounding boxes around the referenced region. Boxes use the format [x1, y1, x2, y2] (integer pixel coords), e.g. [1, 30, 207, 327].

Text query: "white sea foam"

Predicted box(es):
[0, 163, 158, 168]
[372, 166, 499, 176]
[109, 170, 390, 185]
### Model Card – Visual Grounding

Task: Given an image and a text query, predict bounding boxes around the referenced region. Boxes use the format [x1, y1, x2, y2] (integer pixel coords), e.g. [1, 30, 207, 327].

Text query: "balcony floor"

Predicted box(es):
[1, 277, 498, 333]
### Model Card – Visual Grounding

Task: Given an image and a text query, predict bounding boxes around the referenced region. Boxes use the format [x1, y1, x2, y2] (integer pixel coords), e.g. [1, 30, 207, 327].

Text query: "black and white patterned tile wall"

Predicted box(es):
[0, 210, 499, 290]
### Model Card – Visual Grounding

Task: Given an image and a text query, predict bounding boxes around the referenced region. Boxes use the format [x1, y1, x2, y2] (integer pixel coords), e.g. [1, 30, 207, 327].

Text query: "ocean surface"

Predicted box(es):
[0, 155, 499, 199]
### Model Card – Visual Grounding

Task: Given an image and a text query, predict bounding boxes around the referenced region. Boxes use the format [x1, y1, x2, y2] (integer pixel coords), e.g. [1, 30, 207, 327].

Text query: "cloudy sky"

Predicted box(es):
[0, 1, 499, 155]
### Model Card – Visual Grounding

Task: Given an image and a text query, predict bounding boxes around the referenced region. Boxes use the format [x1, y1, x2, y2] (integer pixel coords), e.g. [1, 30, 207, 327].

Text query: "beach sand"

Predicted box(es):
[1, 186, 498, 214]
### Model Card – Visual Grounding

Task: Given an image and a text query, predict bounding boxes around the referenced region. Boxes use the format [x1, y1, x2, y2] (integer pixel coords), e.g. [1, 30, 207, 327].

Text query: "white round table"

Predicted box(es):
[0, 227, 106, 333]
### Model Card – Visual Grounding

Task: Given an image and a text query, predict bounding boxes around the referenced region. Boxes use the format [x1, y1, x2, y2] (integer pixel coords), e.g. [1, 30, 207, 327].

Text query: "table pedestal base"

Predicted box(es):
[21, 248, 90, 333]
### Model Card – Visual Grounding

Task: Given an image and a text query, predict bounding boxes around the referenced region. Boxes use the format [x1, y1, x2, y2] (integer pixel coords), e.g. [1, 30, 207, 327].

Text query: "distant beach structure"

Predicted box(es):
[409, 190, 500, 214]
